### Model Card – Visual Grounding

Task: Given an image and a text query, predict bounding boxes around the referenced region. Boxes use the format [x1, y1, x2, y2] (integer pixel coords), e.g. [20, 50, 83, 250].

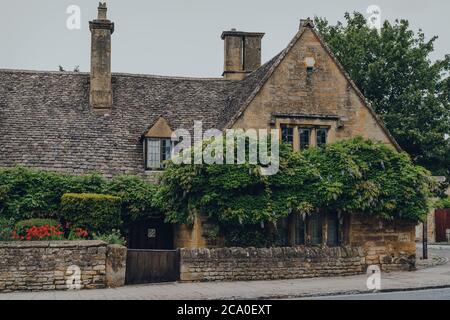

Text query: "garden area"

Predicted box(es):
[0, 137, 440, 247]
[0, 170, 159, 244]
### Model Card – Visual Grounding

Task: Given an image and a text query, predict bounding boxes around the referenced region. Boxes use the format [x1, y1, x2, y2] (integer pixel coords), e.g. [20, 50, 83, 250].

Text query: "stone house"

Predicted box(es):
[0, 3, 416, 270]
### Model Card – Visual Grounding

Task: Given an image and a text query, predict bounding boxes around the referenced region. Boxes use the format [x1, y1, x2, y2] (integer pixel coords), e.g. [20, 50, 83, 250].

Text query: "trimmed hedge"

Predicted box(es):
[60, 193, 122, 234]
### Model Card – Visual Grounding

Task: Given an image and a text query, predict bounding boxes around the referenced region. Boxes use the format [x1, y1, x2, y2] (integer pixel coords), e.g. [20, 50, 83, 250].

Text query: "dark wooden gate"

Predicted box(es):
[435, 209, 450, 242]
[127, 218, 174, 250]
[125, 249, 180, 285]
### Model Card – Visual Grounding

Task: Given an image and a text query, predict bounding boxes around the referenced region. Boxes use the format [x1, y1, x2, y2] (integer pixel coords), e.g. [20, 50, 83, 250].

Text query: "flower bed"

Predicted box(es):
[1, 218, 88, 242]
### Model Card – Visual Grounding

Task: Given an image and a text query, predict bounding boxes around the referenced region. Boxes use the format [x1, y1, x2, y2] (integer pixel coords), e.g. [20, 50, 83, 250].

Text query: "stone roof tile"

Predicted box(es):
[0, 62, 276, 177]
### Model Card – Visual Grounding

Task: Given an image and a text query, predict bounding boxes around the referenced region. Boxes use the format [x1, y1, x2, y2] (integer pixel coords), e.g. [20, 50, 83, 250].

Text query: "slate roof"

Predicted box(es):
[0, 57, 278, 178]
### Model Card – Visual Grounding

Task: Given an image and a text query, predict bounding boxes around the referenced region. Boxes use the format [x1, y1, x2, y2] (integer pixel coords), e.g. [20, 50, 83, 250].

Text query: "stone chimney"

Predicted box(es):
[221, 29, 265, 80]
[89, 2, 114, 109]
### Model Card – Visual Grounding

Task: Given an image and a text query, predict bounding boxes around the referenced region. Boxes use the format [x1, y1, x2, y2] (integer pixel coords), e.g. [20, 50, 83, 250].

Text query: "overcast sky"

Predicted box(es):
[0, 0, 449, 77]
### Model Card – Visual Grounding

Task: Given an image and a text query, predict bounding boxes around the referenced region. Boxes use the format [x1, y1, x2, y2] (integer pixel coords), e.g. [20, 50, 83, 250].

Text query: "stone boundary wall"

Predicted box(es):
[0, 241, 127, 293]
[180, 246, 365, 282]
[349, 216, 416, 272]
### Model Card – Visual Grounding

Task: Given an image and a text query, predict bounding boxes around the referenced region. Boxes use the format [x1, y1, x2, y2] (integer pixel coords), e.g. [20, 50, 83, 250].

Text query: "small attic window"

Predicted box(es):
[143, 117, 174, 170]
[305, 57, 316, 72]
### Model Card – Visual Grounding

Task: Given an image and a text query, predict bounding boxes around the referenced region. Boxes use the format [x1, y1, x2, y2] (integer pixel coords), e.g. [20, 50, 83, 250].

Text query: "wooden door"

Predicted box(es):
[435, 209, 450, 242]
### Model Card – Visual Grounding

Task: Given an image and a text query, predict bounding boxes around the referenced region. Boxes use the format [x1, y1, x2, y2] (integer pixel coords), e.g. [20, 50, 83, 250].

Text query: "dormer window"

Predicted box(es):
[145, 138, 173, 170]
[143, 117, 174, 170]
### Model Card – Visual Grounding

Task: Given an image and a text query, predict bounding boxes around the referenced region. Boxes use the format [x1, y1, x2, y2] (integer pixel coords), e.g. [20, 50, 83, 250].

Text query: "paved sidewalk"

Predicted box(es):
[2, 261, 450, 300]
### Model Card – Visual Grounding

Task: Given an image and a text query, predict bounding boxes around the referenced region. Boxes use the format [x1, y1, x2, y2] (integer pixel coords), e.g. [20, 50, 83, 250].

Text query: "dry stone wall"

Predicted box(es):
[180, 246, 365, 282]
[0, 241, 126, 293]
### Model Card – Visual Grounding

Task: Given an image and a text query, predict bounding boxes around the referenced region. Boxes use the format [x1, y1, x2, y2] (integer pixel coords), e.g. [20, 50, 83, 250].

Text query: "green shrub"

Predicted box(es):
[105, 176, 160, 225]
[0, 167, 108, 221]
[60, 193, 122, 234]
[0, 167, 159, 226]
[436, 197, 450, 209]
[223, 225, 285, 248]
[0, 185, 9, 214]
[158, 137, 432, 226]
[0, 217, 15, 241]
[93, 229, 126, 246]
[15, 218, 59, 230]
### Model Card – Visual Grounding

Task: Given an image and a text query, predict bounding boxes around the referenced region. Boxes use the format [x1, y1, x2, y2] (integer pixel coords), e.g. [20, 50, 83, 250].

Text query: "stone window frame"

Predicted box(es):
[280, 123, 331, 151]
[273, 113, 341, 152]
[289, 211, 345, 247]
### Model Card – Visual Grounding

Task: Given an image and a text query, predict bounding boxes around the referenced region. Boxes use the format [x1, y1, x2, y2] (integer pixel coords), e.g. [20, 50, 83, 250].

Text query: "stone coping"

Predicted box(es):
[181, 246, 364, 259]
[0, 240, 107, 249]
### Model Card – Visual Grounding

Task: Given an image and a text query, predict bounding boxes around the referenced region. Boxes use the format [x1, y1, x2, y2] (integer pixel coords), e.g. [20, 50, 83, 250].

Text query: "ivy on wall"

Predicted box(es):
[156, 137, 432, 226]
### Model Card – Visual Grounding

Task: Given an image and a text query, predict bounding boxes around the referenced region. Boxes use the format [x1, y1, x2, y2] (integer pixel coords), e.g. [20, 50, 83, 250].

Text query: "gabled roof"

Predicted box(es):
[144, 117, 173, 138]
[223, 20, 402, 151]
[0, 20, 400, 177]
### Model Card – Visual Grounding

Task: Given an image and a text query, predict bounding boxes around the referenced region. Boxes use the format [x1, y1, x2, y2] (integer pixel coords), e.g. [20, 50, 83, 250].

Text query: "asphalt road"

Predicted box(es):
[308, 288, 450, 300]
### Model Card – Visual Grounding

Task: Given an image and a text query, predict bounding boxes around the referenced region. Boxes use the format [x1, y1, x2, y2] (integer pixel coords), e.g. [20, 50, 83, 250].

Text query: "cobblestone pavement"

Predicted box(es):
[1, 244, 449, 300]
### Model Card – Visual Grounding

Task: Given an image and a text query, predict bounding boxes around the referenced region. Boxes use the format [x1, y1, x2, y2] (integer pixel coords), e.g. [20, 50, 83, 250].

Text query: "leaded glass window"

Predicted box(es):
[309, 214, 322, 245]
[327, 212, 339, 247]
[316, 129, 328, 147]
[295, 216, 305, 245]
[299, 128, 311, 151]
[146, 138, 172, 170]
[281, 125, 294, 148]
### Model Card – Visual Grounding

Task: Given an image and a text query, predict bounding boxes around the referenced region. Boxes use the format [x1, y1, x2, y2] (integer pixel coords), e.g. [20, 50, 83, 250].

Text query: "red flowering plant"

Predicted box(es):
[12, 224, 64, 241]
[67, 227, 90, 240]
[8, 219, 93, 242]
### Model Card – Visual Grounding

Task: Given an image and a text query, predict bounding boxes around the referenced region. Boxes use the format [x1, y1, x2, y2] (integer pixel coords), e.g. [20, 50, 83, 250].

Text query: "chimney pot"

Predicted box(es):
[97, 2, 108, 20]
[299, 18, 315, 29]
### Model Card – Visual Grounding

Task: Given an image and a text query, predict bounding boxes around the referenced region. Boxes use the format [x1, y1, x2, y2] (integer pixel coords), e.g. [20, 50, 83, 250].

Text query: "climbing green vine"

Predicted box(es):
[156, 137, 432, 226]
